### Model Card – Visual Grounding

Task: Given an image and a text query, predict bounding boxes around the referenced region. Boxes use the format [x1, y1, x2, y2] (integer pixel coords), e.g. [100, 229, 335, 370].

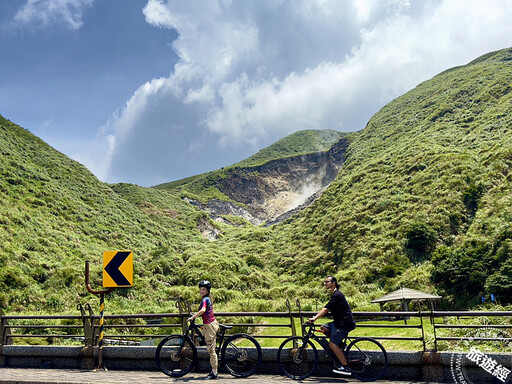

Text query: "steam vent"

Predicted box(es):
[186, 137, 349, 226]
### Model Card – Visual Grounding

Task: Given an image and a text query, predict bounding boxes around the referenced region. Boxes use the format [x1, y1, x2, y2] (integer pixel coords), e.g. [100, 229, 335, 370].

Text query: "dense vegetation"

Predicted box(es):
[0, 117, 208, 312]
[276, 47, 512, 308]
[1, 47, 511, 316]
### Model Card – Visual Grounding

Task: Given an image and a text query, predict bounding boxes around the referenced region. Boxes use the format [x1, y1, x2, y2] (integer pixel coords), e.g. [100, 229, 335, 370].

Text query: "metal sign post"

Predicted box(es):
[85, 261, 114, 370]
[84, 251, 133, 369]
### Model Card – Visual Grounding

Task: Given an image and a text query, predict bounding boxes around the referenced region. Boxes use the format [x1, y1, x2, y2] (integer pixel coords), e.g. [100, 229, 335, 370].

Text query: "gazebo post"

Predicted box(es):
[402, 299, 411, 324]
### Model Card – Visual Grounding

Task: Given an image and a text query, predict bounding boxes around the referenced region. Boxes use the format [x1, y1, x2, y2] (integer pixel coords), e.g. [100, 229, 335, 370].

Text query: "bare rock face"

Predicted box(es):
[202, 138, 349, 225]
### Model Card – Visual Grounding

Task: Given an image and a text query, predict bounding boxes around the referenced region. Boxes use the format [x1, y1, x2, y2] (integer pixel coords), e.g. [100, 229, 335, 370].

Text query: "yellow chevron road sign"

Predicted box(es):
[103, 250, 133, 288]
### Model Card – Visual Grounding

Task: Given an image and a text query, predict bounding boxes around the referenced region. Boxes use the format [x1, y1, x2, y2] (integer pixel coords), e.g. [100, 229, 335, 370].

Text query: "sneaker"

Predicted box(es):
[204, 372, 218, 380]
[333, 365, 352, 376]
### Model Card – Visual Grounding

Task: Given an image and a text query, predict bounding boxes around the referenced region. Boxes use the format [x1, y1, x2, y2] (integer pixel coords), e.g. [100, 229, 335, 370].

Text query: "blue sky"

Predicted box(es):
[1, 0, 512, 187]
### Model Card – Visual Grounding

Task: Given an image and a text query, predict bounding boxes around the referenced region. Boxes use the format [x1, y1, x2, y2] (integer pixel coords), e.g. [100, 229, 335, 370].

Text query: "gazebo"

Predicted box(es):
[371, 287, 442, 312]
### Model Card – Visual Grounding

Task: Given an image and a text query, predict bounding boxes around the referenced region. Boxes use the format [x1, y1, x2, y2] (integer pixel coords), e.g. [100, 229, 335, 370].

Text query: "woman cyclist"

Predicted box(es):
[187, 280, 220, 380]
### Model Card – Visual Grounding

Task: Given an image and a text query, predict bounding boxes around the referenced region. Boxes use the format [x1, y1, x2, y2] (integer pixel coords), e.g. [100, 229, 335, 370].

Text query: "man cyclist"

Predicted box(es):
[309, 275, 356, 376]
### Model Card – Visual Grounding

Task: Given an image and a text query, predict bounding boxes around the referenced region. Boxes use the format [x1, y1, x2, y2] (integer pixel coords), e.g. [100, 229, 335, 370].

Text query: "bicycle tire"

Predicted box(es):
[155, 334, 197, 377]
[277, 336, 318, 380]
[220, 333, 262, 377]
[345, 337, 388, 382]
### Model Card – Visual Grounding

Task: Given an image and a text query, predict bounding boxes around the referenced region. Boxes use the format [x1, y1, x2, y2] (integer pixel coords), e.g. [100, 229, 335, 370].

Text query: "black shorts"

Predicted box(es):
[323, 322, 349, 346]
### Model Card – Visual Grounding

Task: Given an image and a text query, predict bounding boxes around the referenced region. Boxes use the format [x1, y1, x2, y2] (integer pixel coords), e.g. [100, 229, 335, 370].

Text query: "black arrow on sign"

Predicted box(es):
[104, 251, 131, 286]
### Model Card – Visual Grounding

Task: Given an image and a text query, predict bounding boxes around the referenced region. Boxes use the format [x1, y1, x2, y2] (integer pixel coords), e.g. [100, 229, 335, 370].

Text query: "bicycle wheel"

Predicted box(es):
[277, 336, 318, 380]
[220, 333, 262, 377]
[345, 337, 388, 382]
[155, 335, 197, 377]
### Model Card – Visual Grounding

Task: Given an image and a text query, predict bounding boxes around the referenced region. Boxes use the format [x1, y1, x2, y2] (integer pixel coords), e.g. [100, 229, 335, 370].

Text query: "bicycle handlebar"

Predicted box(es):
[302, 321, 318, 333]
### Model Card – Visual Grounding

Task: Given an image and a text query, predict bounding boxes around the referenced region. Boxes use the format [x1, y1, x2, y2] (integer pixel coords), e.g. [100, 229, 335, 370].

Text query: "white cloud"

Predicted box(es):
[14, 0, 93, 31]
[97, 0, 512, 185]
[184, 85, 215, 105]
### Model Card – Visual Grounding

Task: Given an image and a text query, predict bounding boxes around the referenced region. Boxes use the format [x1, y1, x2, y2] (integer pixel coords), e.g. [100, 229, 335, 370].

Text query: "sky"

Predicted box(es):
[1, 1, 512, 187]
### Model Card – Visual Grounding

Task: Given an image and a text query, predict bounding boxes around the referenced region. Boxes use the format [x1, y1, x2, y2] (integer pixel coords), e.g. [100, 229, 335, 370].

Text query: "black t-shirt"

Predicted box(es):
[324, 289, 356, 331]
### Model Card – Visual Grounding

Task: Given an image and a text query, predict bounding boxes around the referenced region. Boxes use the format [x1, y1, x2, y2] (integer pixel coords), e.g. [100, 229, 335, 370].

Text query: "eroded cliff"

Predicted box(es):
[188, 138, 349, 226]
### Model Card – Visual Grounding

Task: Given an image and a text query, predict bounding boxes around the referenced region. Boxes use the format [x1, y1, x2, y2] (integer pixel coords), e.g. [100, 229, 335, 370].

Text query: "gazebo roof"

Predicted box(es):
[371, 287, 442, 304]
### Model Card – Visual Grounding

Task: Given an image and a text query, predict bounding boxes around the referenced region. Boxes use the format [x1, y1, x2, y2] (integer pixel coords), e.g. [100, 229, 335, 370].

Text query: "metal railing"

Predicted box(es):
[430, 310, 512, 351]
[2, 300, 511, 352]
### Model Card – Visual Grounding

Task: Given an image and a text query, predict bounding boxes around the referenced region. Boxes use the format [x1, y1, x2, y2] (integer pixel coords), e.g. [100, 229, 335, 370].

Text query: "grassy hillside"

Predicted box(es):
[1, 47, 512, 316]
[270, 48, 512, 308]
[0, 115, 212, 312]
[0, 116, 332, 314]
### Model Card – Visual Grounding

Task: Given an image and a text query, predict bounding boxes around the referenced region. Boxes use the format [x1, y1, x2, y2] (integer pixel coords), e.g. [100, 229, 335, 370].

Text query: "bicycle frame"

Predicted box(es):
[301, 323, 346, 364]
[183, 320, 228, 354]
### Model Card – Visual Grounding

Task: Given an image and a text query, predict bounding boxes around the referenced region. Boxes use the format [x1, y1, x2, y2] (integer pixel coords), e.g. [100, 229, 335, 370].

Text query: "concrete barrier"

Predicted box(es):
[1, 345, 510, 383]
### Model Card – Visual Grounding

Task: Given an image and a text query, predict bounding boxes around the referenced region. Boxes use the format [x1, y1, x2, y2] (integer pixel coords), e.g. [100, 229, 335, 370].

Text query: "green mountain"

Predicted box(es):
[0, 117, 342, 313]
[0, 116, 208, 312]
[1, 47, 512, 314]
[275, 47, 512, 308]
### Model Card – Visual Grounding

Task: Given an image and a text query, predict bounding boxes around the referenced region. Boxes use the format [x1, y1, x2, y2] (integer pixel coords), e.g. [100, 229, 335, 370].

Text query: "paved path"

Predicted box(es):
[0, 368, 451, 384]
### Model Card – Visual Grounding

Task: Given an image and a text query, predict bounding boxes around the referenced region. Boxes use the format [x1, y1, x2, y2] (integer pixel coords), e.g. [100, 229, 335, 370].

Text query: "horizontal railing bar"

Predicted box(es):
[97, 323, 289, 329]
[2, 315, 82, 320]
[430, 311, 512, 317]
[356, 325, 421, 328]
[4, 310, 512, 321]
[99, 335, 171, 338]
[222, 324, 290, 327]
[95, 311, 423, 319]
[99, 324, 181, 329]
[6, 334, 83, 338]
[436, 337, 512, 342]
[0, 334, 426, 342]
[370, 337, 424, 341]
[248, 335, 292, 339]
[102, 334, 294, 339]
[352, 312, 425, 317]
[101, 313, 180, 320]
[8, 325, 83, 329]
[435, 325, 512, 329]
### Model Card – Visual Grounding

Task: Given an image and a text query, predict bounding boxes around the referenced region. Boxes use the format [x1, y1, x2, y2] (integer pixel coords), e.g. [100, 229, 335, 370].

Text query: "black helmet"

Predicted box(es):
[199, 280, 212, 291]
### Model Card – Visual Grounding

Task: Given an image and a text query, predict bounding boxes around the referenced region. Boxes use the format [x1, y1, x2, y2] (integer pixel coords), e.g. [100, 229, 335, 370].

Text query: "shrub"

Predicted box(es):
[404, 223, 437, 261]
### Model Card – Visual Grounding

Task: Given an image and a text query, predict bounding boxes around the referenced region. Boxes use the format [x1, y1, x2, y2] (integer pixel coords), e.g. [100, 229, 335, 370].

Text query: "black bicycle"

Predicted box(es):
[277, 322, 388, 382]
[155, 319, 262, 378]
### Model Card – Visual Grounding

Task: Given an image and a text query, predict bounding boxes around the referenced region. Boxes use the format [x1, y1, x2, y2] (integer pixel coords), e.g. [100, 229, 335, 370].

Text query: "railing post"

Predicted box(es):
[176, 297, 189, 334]
[183, 298, 192, 332]
[417, 302, 426, 351]
[78, 304, 95, 347]
[296, 299, 304, 337]
[430, 306, 438, 352]
[86, 303, 99, 347]
[286, 299, 296, 338]
[0, 308, 12, 346]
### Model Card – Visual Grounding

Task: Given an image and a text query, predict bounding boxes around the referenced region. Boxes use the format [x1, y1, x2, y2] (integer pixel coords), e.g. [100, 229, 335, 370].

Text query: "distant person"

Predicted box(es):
[187, 280, 219, 380]
[309, 276, 356, 376]
[481, 295, 486, 304]
[491, 293, 496, 304]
